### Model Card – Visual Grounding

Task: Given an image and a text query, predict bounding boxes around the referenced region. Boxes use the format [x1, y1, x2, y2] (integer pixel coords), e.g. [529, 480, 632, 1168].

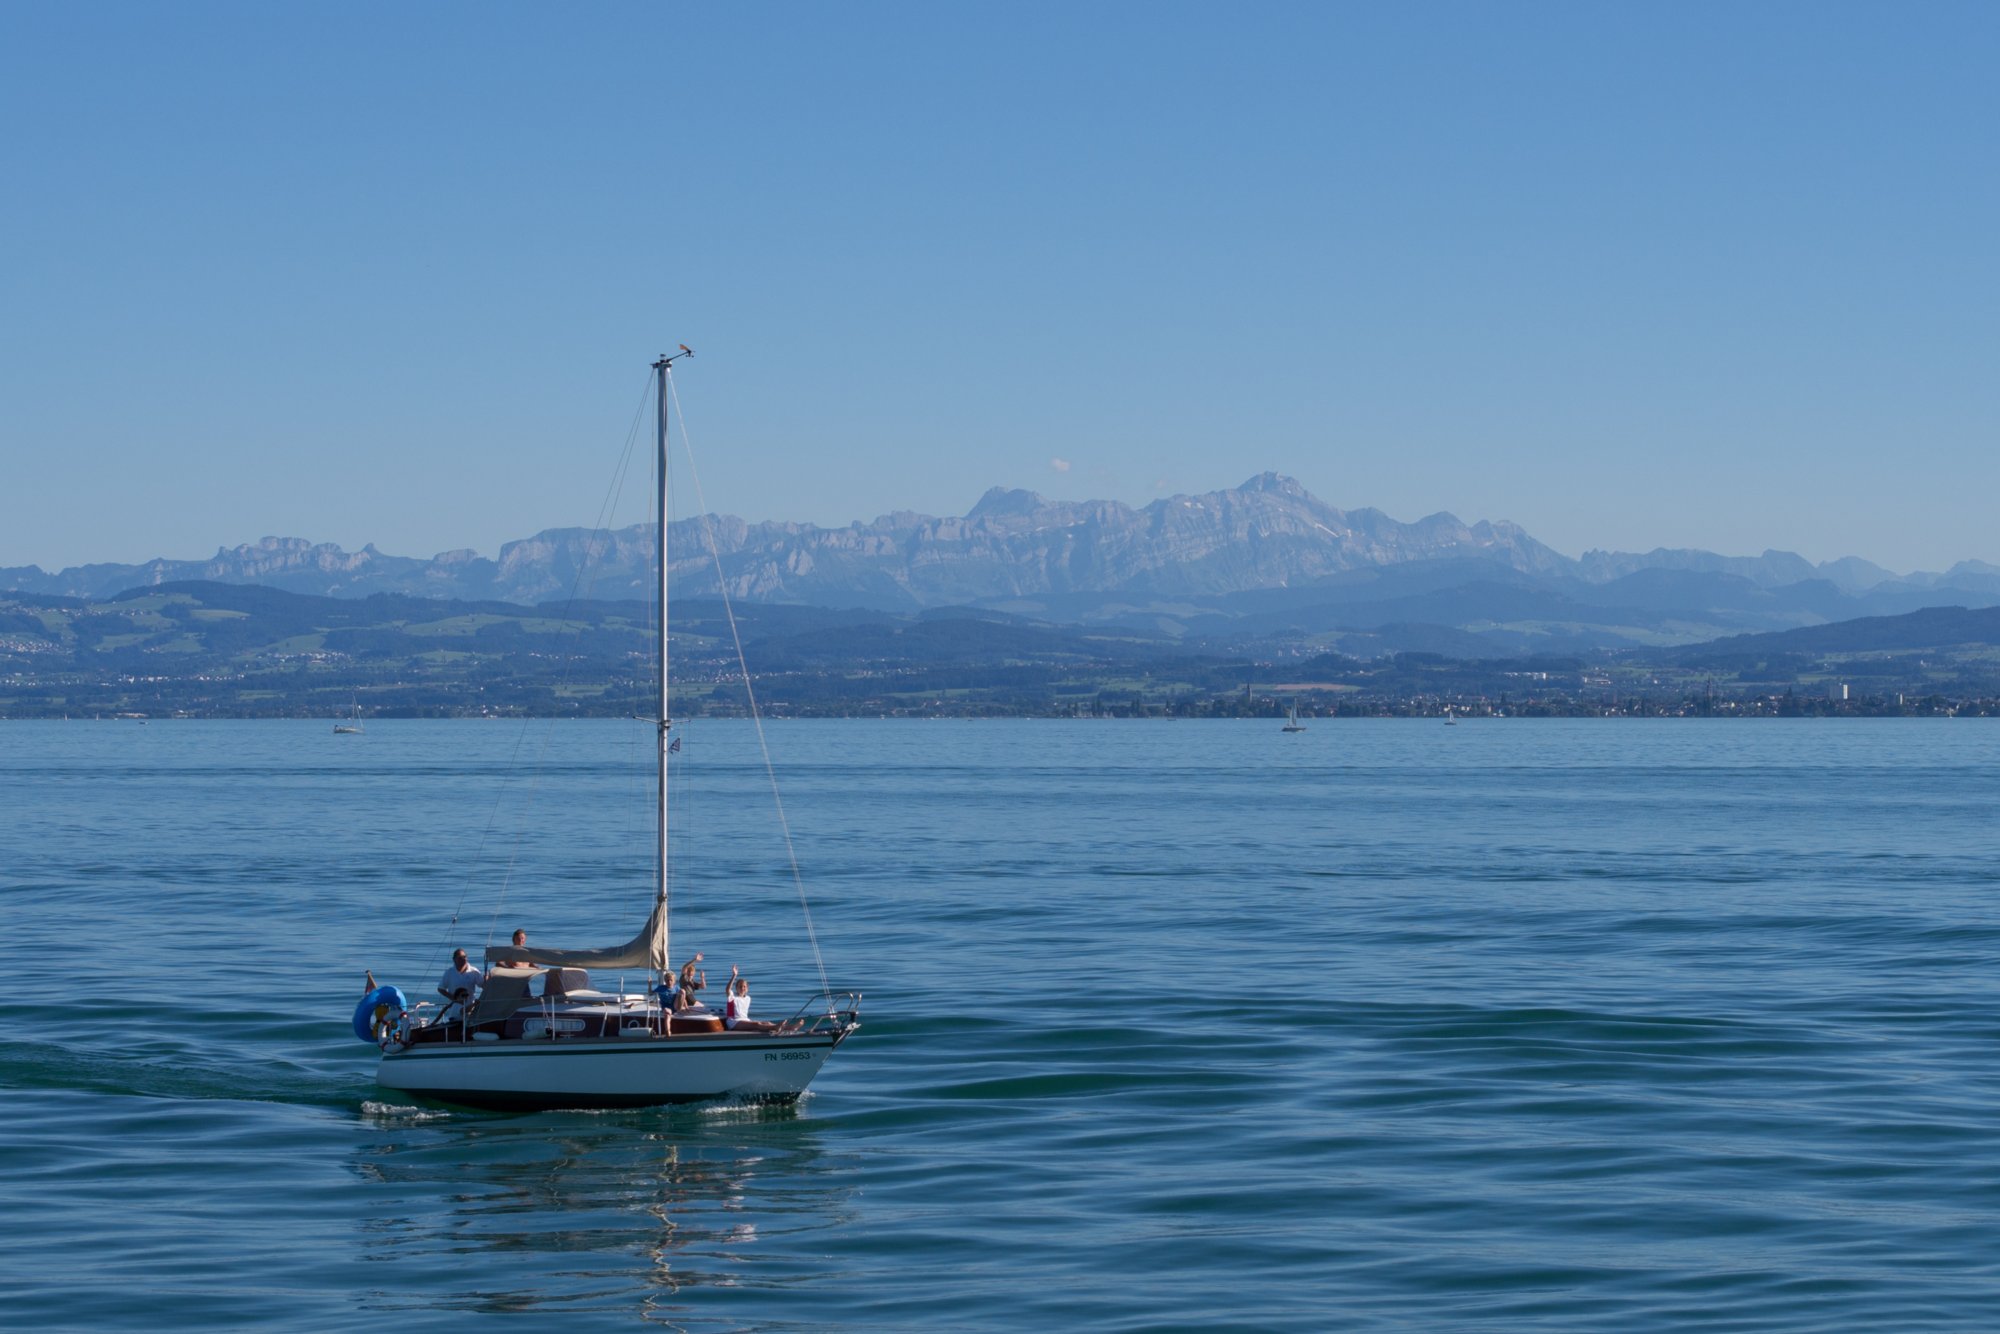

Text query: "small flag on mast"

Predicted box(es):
[668, 735, 681, 753]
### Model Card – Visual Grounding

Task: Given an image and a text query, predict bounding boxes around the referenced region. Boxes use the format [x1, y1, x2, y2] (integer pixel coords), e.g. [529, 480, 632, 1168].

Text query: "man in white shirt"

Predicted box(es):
[436, 948, 483, 1023]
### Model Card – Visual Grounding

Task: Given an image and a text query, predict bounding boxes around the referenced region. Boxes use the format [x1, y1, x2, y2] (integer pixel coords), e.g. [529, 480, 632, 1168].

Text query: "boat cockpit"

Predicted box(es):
[380, 964, 860, 1053]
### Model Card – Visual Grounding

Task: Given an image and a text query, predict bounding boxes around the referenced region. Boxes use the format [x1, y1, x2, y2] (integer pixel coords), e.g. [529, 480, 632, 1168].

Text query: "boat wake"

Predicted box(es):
[0, 1035, 373, 1110]
[357, 1099, 457, 1122]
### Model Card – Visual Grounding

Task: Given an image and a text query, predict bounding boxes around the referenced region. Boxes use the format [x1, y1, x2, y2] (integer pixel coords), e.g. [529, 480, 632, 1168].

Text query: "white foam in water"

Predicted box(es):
[697, 1090, 814, 1119]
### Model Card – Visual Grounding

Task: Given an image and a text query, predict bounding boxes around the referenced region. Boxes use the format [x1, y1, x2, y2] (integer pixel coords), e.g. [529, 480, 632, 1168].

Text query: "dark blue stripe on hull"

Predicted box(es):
[395, 1088, 806, 1112]
[382, 1037, 837, 1062]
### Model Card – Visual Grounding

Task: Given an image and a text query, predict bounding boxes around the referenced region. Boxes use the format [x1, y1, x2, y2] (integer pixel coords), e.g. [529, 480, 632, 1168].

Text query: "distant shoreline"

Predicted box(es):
[9, 707, 1996, 723]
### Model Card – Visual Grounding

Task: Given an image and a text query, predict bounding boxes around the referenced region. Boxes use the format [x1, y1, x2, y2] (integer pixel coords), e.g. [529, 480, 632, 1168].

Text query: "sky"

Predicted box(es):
[3, 2, 1996, 574]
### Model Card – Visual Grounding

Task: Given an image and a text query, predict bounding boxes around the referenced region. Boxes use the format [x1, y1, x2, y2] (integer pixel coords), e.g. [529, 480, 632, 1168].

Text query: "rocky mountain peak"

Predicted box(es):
[1238, 471, 1310, 499]
[967, 486, 1049, 520]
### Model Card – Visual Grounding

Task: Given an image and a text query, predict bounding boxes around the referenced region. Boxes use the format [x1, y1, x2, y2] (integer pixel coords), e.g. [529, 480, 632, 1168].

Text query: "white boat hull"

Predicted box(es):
[377, 1031, 843, 1111]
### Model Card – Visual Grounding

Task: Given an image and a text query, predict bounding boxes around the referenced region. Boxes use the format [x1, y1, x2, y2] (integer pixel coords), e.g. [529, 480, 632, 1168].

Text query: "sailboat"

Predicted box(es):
[333, 696, 362, 734]
[363, 349, 861, 1111]
[1443, 706, 1457, 726]
[1281, 703, 1306, 733]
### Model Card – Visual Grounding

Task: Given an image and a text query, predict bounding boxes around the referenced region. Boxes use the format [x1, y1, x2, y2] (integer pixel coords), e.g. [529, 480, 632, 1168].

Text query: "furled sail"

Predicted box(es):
[483, 898, 667, 971]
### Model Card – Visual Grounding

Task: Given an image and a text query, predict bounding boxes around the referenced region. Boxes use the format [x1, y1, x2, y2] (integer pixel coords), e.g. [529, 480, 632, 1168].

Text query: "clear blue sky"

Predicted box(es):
[3, 2, 1995, 573]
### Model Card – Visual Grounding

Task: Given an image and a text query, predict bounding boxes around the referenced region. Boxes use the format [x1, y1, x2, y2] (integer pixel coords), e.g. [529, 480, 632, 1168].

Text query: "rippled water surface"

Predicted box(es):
[6, 718, 2000, 1329]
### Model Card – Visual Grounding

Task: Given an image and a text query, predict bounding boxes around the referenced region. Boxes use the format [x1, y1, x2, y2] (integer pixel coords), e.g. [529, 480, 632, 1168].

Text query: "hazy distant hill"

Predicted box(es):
[9, 581, 2000, 718]
[7, 473, 2000, 651]
[1667, 605, 2000, 663]
[0, 581, 1243, 718]
[1639, 604, 2000, 702]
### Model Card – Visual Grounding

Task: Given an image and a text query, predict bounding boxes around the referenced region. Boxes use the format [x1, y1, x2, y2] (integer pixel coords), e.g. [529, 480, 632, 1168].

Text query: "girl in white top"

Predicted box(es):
[725, 966, 775, 1032]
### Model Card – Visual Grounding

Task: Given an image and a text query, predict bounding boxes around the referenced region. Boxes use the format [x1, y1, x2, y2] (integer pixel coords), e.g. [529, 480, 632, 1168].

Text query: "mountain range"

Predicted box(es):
[9, 473, 2000, 655]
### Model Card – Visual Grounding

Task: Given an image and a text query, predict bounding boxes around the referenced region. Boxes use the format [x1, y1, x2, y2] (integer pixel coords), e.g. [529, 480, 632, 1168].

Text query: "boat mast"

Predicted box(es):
[652, 348, 692, 968]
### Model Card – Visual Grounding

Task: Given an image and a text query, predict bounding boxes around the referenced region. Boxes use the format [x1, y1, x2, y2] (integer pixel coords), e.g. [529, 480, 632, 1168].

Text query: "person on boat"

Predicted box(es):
[436, 948, 484, 1023]
[724, 966, 775, 1033]
[496, 929, 530, 969]
[652, 966, 681, 1008]
[673, 952, 706, 1011]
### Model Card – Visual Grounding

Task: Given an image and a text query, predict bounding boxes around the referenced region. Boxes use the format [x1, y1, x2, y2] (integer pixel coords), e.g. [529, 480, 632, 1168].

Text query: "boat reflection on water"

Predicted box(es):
[346, 1103, 853, 1318]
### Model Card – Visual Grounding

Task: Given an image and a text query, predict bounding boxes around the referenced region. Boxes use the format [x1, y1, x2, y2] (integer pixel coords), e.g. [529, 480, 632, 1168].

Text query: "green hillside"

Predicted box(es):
[8, 582, 2000, 718]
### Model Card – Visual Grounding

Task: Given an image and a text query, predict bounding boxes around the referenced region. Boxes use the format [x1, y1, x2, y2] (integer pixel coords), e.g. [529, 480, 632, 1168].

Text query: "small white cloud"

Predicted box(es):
[1049, 457, 1072, 473]
[1152, 478, 1169, 491]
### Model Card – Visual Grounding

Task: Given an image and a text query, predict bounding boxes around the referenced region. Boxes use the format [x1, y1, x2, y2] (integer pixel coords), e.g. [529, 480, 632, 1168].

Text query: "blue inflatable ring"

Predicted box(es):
[353, 985, 409, 1043]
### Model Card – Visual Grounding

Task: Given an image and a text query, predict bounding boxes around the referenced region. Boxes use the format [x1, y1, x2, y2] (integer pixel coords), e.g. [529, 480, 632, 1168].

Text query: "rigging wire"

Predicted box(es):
[419, 368, 655, 986]
[668, 372, 833, 998]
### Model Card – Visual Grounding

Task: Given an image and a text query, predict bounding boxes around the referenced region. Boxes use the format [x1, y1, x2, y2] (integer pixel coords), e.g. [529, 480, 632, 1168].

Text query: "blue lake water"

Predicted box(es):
[5, 718, 2000, 1329]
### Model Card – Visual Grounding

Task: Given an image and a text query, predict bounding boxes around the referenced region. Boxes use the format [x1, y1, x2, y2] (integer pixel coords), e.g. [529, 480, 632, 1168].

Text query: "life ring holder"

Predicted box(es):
[353, 984, 410, 1049]
[376, 1007, 412, 1053]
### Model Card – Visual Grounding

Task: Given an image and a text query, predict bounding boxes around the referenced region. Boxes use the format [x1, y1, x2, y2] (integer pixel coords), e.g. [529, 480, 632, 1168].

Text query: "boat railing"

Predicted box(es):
[779, 990, 863, 1037]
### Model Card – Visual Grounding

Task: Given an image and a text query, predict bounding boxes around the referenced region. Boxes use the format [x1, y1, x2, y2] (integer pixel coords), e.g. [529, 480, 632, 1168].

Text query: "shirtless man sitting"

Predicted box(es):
[495, 929, 530, 969]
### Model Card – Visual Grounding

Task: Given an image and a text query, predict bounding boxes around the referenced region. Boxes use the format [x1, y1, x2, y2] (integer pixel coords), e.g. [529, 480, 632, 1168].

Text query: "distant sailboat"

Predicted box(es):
[334, 697, 363, 734]
[1443, 706, 1457, 726]
[1282, 704, 1306, 733]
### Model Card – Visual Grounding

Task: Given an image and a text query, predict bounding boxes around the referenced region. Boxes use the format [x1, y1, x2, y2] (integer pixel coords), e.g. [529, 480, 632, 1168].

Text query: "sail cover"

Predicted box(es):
[467, 967, 537, 1026]
[483, 898, 667, 972]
